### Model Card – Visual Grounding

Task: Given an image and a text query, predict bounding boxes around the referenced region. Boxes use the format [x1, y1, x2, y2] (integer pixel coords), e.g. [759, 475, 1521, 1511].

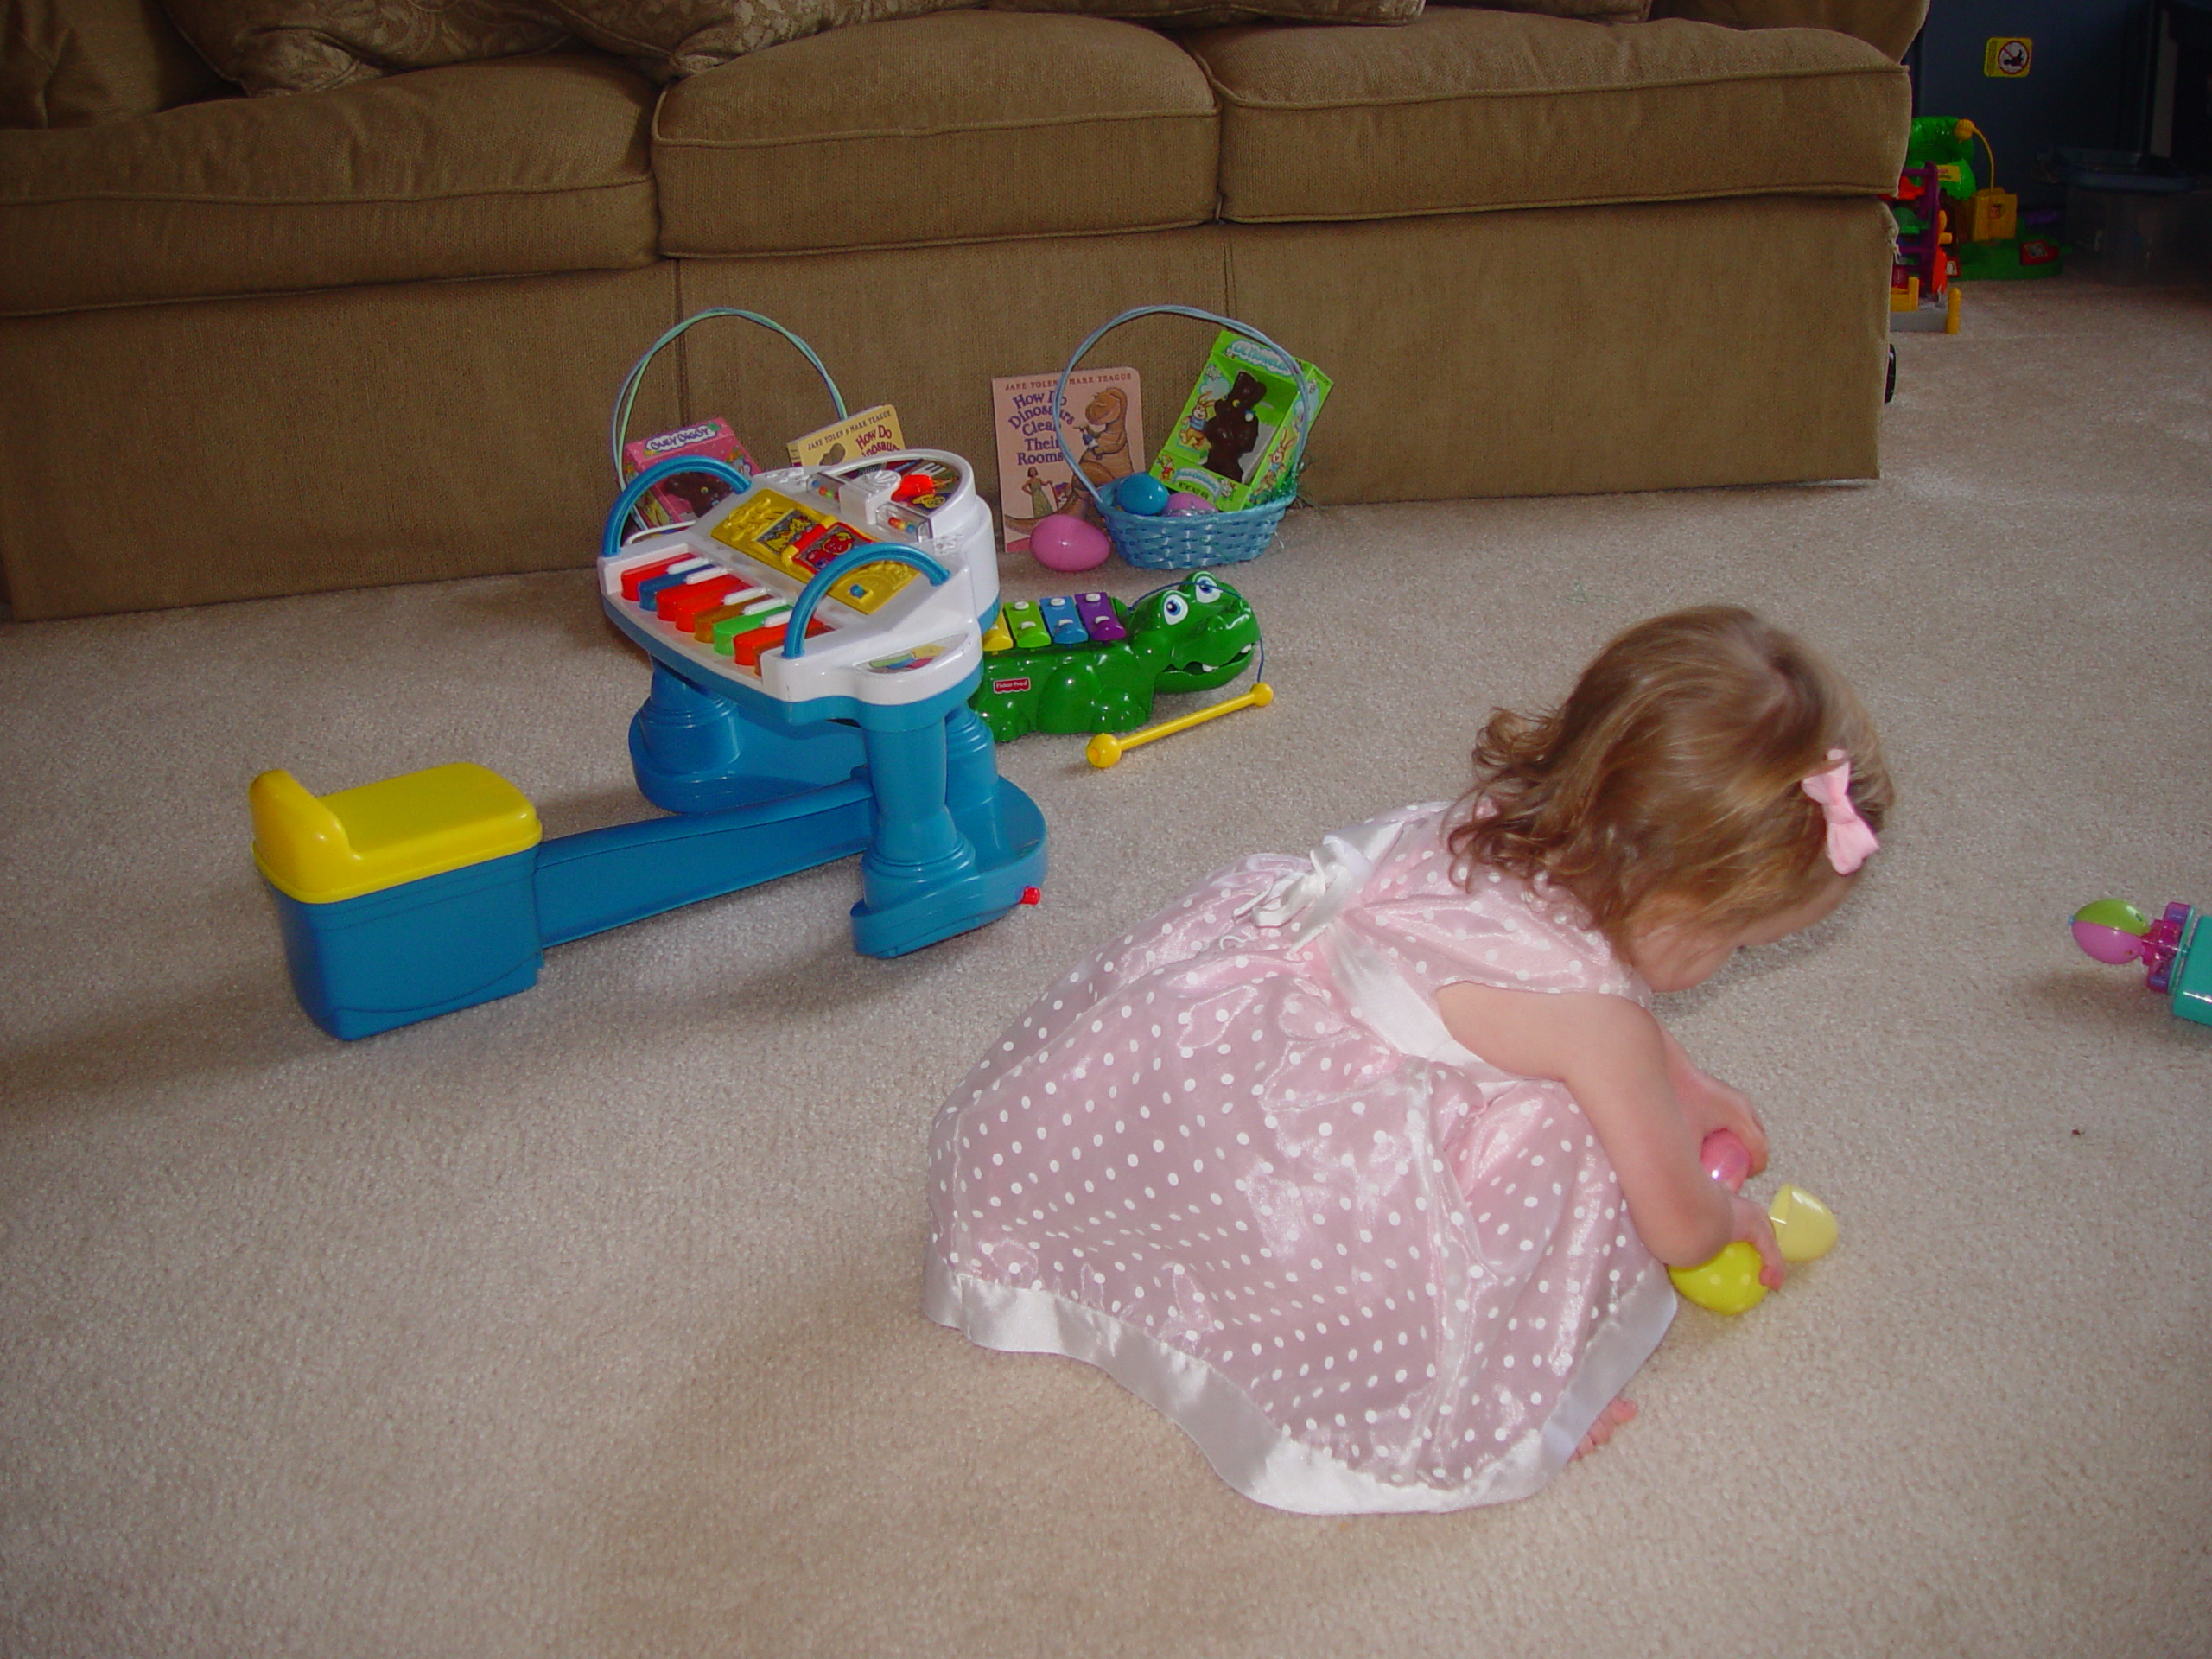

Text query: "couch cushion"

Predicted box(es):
[1185, 10, 1910, 224]
[3, 0, 225, 124]
[0, 52, 657, 315]
[653, 10, 1217, 256]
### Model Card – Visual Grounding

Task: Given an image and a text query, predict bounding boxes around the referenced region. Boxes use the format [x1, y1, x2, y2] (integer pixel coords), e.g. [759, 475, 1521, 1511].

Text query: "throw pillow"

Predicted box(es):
[4, 0, 226, 124]
[156, 0, 573, 95]
[1428, 0, 1648, 18]
[543, 0, 986, 79]
[984, 0, 1421, 26]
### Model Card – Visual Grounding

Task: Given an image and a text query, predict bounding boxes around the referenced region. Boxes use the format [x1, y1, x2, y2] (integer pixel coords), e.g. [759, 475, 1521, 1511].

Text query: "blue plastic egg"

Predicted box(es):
[1114, 473, 1172, 516]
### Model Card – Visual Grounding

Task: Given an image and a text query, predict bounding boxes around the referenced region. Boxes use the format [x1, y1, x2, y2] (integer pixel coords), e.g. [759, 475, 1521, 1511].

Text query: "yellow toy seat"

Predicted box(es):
[251, 763, 542, 905]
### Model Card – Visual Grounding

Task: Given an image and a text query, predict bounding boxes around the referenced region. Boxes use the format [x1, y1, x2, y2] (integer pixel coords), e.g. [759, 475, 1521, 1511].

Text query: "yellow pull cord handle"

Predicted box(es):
[1087, 682, 1274, 769]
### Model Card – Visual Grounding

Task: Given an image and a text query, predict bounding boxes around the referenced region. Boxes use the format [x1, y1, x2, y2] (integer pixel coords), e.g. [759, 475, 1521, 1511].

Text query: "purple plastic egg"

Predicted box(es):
[1029, 512, 1111, 572]
[1163, 492, 1217, 516]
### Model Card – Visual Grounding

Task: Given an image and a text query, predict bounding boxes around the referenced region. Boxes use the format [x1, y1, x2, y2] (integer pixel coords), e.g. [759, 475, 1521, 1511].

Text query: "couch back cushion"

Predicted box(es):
[653, 10, 1217, 256]
[982, 0, 1418, 29]
[1187, 8, 1910, 224]
[1649, 0, 1927, 61]
[0, 50, 658, 314]
[1428, 0, 1645, 17]
[3, 0, 224, 123]
[155, 0, 574, 95]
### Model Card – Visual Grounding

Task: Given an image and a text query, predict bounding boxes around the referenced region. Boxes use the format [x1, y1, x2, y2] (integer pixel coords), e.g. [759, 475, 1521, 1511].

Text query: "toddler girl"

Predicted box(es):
[925, 607, 1891, 1514]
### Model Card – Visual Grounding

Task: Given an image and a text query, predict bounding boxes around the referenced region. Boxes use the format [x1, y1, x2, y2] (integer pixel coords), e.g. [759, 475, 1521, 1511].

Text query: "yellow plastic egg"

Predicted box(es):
[1669, 1242, 1769, 1315]
[1768, 1184, 1839, 1263]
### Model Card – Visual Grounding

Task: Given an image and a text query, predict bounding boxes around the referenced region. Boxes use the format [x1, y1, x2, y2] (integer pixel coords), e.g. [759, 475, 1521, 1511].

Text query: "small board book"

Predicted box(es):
[787, 404, 905, 467]
[620, 417, 756, 528]
[988, 367, 1144, 556]
[1150, 331, 1330, 512]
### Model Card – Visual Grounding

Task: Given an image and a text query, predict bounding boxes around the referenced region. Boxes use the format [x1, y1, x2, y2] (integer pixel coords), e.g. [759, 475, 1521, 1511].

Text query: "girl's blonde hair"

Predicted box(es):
[1447, 607, 1892, 947]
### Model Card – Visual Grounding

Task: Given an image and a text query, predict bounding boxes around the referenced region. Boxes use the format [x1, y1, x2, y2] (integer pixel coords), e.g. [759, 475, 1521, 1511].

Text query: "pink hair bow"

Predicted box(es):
[1802, 749, 1879, 875]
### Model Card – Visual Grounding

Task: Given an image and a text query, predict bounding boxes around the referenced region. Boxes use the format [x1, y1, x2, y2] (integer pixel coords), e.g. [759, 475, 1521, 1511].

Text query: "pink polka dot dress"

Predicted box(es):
[924, 802, 1677, 1513]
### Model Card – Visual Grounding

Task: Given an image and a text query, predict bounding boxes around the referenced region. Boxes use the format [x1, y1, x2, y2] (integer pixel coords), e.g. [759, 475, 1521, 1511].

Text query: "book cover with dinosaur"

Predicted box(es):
[988, 367, 1144, 556]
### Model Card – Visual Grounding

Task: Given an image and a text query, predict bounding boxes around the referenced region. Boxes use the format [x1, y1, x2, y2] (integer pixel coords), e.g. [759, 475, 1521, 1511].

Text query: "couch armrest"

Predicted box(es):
[1648, 0, 1927, 62]
[3, 0, 226, 126]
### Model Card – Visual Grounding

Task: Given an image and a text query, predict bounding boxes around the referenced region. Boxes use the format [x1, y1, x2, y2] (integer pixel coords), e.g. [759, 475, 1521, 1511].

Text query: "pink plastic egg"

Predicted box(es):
[1700, 1129, 1751, 1192]
[1163, 492, 1217, 516]
[1029, 512, 1111, 572]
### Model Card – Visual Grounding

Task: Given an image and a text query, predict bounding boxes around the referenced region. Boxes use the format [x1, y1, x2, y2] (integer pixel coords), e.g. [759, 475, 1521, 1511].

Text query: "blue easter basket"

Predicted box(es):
[1055, 305, 1319, 570]
[607, 308, 849, 534]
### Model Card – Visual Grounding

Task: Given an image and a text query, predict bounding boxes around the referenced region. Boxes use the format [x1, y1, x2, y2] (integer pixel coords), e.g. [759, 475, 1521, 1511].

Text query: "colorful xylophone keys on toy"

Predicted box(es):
[982, 592, 1126, 654]
[1073, 592, 1124, 643]
[1040, 595, 1086, 645]
[1001, 601, 1051, 651]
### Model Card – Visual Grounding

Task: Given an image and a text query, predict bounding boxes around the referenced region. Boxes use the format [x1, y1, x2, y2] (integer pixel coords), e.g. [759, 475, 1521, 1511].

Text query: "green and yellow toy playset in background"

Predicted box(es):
[1888, 117, 2063, 334]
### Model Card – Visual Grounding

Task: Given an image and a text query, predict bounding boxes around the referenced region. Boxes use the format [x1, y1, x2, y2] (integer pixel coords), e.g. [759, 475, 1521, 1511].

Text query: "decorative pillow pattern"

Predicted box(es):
[543, 0, 985, 79]
[985, 0, 1420, 27]
[157, 0, 573, 94]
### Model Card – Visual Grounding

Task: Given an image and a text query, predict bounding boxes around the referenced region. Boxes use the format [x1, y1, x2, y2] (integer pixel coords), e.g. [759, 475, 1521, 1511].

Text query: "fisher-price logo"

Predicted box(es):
[991, 677, 1033, 695]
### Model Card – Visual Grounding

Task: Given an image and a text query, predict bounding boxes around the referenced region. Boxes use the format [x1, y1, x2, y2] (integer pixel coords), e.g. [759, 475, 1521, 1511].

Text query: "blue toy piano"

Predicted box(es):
[251, 447, 1046, 1039]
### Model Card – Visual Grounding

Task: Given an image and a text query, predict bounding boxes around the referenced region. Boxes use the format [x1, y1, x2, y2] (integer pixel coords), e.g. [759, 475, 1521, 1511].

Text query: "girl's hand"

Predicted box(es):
[1731, 1192, 1787, 1289]
[1658, 1028, 1770, 1174]
[1692, 1078, 1770, 1177]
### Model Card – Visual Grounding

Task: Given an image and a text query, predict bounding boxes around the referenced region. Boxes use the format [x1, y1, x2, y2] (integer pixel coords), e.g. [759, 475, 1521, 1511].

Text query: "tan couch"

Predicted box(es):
[0, 0, 1923, 620]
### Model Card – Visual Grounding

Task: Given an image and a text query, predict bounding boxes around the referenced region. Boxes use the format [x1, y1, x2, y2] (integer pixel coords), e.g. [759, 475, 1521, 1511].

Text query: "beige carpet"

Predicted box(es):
[3, 277, 2209, 1658]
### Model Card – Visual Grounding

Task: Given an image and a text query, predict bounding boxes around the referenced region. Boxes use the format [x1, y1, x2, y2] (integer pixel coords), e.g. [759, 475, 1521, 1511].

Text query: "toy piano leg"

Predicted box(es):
[849, 701, 1046, 957]
[629, 660, 867, 814]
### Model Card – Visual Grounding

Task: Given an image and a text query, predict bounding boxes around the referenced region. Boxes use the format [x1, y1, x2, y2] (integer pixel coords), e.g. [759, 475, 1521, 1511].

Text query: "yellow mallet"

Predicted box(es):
[1086, 682, 1274, 769]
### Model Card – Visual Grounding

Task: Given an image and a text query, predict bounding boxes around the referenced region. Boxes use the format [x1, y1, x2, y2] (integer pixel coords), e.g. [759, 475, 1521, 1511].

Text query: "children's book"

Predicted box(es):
[988, 367, 1144, 556]
[786, 404, 905, 467]
[1150, 331, 1330, 512]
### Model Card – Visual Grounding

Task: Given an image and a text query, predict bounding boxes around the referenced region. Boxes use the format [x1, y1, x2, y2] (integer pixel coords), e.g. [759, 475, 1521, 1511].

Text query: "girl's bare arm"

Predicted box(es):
[1655, 1024, 1770, 1176]
[1434, 983, 1783, 1280]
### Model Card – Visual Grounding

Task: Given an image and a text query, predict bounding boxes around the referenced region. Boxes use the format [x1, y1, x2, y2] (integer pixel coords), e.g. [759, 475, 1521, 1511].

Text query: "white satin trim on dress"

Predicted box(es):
[924, 1250, 1676, 1515]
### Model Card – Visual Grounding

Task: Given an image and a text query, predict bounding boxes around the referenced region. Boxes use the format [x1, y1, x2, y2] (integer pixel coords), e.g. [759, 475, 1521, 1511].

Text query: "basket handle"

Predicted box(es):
[608, 308, 849, 484]
[1052, 305, 1307, 517]
[598, 456, 756, 563]
[784, 544, 951, 660]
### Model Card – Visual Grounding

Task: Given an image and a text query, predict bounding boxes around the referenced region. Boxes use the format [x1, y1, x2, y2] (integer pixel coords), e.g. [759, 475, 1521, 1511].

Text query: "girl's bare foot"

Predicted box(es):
[1570, 1398, 1637, 1462]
